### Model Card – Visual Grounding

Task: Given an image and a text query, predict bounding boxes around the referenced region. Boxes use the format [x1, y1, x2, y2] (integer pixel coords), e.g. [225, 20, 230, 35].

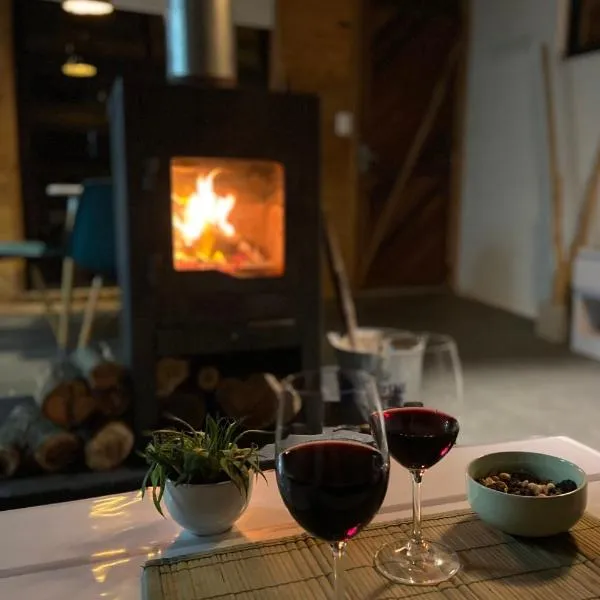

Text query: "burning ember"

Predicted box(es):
[171, 163, 284, 277]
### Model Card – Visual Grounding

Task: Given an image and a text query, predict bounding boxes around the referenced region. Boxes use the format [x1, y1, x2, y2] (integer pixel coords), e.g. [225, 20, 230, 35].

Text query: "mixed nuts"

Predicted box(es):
[477, 471, 578, 497]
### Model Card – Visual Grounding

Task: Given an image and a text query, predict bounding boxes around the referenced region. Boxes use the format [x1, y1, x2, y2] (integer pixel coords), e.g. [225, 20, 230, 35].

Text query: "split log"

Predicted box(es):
[15, 405, 80, 473]
[36, 362, 96, 428]
[36, 360, 80, 403]
[0, 404, 35, 478]
[71, 347, 125, 391]
[197, 366, 220, 392]
[162, 392, 207, 430]
[93, 386, 130, 418]
[216, 373, 282, 430]
[70, 349, 130, 417]
[156, 358, 190, 399]
[84, 421, 135, 472]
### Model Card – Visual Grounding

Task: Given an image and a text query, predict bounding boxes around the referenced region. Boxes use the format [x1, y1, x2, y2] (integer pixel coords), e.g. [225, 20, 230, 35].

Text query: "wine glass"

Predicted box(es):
[374, 333, 463, 585]
[275, 367, 390, 599]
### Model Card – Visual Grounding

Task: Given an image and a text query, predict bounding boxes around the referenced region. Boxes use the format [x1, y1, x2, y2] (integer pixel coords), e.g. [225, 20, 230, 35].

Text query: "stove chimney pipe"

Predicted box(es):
[166, 0, 237, 85]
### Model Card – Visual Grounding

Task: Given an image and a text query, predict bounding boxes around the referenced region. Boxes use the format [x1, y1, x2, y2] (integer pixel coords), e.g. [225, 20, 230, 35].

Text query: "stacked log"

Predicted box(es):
[0, 405, 33, 478]
[82, 420, 135, 472]
[36, 362, 96, 429]
[156, 357, 206, 429]
[197, 366, 220, 392]
[215, 372, 301, 430]
[0, 404, 80, 478]
[71, 347, 130, 418]
[22, 405, 80, 472]
[157, 361, 302, 432]
[0, 348, 135, 479]
[216, 373, 280, 430]
[2, 349, 304, 479]
[156, 358, 190, 398]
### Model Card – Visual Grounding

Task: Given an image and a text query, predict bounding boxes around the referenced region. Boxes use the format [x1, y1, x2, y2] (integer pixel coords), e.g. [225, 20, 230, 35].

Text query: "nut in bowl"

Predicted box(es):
[467, 451, 587, 537]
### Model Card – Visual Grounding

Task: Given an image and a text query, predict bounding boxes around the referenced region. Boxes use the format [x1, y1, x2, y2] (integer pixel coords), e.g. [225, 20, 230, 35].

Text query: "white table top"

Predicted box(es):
[1, 436, 600, 599]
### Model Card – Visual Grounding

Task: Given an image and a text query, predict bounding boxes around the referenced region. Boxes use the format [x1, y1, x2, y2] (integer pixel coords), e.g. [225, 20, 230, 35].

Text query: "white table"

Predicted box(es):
[1, 436, 600, 599]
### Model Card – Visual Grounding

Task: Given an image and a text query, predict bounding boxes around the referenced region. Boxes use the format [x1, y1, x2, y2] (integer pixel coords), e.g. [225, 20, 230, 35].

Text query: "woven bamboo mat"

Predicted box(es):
[142, 509, 600, 599]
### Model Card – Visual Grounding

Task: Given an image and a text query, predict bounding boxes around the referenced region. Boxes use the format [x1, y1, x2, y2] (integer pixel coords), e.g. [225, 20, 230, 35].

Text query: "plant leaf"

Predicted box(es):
[140, 466, 153, 498]
[139, 414, 262, 505]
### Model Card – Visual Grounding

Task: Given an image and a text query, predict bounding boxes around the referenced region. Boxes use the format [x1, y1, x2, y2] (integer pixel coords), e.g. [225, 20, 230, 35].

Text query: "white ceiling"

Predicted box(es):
[43, 0, 274, 28]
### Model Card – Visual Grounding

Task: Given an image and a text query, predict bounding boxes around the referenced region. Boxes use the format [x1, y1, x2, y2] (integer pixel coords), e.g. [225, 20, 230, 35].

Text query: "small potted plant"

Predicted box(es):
[141, 416, 263, 536]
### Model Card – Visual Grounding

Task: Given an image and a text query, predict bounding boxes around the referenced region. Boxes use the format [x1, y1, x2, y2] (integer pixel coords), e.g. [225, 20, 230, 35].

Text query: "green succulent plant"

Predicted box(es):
[141, 416, 264, 516]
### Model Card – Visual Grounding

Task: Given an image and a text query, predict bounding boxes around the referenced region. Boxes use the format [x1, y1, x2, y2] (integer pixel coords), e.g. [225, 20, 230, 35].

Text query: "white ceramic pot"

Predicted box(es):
[164, 477, 253, 536]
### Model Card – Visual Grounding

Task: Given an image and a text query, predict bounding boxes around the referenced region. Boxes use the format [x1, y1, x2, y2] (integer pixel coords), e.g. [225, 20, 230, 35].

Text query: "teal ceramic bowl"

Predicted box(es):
[467, 451, 588, 537]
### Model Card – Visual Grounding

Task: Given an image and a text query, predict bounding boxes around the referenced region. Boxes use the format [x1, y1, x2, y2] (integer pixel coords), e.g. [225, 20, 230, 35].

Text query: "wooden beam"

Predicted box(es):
[321, 207, 358, 347]
[359, 41, 461, 284]
[541, 44, 567, 303]
[356, 0, 371, 266]
[569, 138, 600, 263]
[548, 137, 600, 307]
[0, 0, 25, 298]
[447, 0, 470, 291]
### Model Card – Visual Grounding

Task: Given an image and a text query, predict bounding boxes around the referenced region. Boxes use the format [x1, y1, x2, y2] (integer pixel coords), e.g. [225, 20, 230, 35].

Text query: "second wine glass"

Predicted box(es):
[374, 333, 463, 585]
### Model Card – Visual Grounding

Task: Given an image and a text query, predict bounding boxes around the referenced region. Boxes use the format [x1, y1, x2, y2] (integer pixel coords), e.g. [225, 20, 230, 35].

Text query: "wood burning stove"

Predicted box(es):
[109, 79, 322, 437]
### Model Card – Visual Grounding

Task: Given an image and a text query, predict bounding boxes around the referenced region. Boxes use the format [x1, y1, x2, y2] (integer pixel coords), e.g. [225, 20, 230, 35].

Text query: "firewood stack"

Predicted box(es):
[157, 359, 302, 432]
[0, 348, 134, 480]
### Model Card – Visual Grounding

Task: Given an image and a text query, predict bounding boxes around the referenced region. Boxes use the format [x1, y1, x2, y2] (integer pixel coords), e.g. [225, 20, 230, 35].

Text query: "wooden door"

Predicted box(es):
[358, 0, 463, 289]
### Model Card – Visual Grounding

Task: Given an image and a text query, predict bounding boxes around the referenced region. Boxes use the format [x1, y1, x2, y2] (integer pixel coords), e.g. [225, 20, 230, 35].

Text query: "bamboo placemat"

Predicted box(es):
[142, 509, 600, 599]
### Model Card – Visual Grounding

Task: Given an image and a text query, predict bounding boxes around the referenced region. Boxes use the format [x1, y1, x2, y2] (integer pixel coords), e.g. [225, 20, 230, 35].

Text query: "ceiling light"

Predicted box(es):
[62, 55, 98, 78]
[62, 0, 114, 16]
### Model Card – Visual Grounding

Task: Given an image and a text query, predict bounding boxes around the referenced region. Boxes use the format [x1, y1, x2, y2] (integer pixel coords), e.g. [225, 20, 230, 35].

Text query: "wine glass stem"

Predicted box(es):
[331, 541, 347, 599]
[410, 469, 424, 543]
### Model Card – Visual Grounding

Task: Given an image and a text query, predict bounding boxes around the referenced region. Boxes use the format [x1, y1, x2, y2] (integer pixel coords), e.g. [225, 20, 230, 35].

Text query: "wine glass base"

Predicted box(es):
[374, 539, 460, 586]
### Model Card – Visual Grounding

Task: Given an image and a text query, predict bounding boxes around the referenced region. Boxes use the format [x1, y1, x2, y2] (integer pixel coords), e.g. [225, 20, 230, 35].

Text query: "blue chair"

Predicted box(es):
[0, 179, 116, 351]
[68, 179, 116, 278]
[0, 185, 81, 344]
[61, 178, 116, 350]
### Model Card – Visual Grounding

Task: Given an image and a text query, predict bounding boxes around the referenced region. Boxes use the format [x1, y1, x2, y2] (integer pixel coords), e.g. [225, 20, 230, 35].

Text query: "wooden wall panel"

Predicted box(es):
[276, 0, 363, 291]
[360, 0, 462, 289]
[0, 0, 24, 298]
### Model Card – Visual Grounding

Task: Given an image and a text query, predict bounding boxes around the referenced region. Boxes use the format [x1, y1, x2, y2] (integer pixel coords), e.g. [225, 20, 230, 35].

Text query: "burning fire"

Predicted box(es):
[170, 160, 283, 276]
[172, 169, 236, 246]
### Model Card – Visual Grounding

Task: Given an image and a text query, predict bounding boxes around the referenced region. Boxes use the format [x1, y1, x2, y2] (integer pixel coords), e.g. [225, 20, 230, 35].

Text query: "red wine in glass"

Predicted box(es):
[375, 333, 463, 586]
[382, 407, 459, 471]
[276, 439, 389, 543]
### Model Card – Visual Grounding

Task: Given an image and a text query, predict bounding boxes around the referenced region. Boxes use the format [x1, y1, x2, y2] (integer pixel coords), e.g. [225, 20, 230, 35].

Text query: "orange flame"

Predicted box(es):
[172, 170, 236, 246]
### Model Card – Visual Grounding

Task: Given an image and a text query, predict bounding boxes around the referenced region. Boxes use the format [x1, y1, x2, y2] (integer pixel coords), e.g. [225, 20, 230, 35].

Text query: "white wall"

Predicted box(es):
[44, 0, 275, 28]
[458, 0, 600, 318]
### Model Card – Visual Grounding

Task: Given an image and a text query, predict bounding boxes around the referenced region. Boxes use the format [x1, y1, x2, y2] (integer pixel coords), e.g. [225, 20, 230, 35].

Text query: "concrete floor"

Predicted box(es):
[349, 294, 600, 449]
[1, 293, 599, 450]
